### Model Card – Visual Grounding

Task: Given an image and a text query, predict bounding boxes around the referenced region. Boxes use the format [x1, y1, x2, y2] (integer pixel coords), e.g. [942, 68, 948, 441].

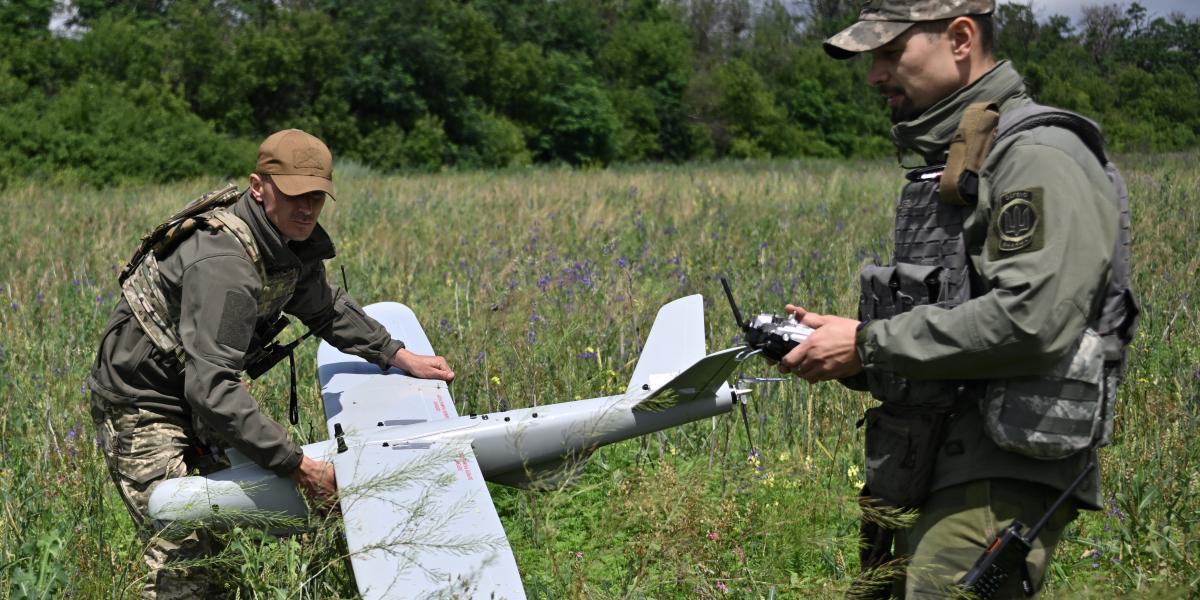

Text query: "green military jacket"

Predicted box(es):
[89, 191, 404, 476]
[855, 62, 1118, 508]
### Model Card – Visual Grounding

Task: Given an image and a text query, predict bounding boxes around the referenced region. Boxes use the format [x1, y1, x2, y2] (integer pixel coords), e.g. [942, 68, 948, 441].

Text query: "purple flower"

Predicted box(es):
[537, 275, 550, 291]
[576, 351, 597, 360]
[616, 257, 628, 269]
[66, 427, 79, 442]
[35, 292, 45, 304]
[526, 330, 537, 345]
[439, 319, 454, 333]
[530, 313, 541, 323]
[9, 302, 17, 311]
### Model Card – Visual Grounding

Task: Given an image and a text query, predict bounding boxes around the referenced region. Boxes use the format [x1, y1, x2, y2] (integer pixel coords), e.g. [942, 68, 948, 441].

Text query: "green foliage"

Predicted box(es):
[0, 1, 1198, 180]
[0, 77, 251, 187]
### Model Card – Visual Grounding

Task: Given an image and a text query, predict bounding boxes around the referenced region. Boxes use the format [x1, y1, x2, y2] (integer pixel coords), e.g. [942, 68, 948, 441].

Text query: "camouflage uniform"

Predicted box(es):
[825, 3, 1134, 598]
[89, 189, 404, 598]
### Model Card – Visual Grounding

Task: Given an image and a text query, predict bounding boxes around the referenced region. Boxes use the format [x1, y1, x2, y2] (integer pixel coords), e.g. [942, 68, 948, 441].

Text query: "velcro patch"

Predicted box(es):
[216, 290, 256, 351]
[989, 188, 1044, 258]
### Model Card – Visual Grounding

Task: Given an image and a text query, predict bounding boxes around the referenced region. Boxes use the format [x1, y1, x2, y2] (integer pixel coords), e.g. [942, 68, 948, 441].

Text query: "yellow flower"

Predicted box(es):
[778, 451, 790, 463]
[847, 464, 860, 479]
[490, 376, 501, 385]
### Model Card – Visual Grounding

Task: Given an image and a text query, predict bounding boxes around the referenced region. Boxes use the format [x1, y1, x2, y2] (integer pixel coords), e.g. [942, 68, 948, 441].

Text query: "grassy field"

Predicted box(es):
[1, 155, 1197, 598]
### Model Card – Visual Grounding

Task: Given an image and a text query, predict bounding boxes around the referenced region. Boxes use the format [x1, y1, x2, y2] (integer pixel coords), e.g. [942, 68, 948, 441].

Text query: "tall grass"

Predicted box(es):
[0, 155, 1196, 597]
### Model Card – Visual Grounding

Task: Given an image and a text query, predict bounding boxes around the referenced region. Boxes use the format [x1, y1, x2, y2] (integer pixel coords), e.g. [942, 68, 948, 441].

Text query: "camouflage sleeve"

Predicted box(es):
[285, 260, 404, 369]
[178, 244, 303, 477]
[857, 135, 1118, 379]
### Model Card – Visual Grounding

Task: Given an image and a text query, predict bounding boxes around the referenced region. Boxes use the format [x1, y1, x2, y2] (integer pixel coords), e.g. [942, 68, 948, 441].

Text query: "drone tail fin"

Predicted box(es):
[624, 295, 707, 396]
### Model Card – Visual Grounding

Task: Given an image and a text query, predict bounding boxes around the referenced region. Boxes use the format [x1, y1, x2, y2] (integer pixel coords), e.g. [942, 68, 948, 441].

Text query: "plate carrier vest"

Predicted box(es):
[858, 102, 1139, 450]
[118, 184, 300, 369]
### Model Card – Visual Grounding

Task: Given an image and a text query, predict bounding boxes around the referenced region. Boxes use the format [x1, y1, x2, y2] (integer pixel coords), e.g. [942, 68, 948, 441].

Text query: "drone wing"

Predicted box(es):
[318, 302, 458, 438]
[333, 439, 526, 600]
[319, 302, 526, 599]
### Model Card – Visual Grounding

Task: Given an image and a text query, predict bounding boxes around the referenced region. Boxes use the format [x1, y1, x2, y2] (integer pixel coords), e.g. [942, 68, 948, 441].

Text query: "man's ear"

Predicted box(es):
[947, 16, 977, 61]
[248, 173, 265, 203]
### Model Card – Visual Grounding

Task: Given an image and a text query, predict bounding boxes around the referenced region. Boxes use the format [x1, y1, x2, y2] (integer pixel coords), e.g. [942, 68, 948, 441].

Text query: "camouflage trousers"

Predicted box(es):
[892, 478, 1079, 598]
[92, 395, 229, 599]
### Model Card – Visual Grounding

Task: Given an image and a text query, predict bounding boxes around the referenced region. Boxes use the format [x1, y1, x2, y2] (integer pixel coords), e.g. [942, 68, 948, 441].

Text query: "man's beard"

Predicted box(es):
[881, 86, 924, 124]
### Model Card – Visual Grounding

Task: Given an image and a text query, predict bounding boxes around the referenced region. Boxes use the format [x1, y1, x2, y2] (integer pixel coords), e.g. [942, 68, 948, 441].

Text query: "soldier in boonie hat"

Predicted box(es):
[824, 0, 995, 59]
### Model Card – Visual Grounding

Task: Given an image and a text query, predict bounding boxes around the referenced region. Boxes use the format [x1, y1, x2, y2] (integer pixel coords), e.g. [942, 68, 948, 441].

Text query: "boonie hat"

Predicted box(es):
[256, 129, 336, 200]
[824, 0, 994, 60]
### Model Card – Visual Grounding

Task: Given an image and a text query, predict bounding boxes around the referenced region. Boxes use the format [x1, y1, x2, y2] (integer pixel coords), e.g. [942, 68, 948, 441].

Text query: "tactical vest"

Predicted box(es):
[859, 103, 1139, 457]
[119, 186, 300, 369]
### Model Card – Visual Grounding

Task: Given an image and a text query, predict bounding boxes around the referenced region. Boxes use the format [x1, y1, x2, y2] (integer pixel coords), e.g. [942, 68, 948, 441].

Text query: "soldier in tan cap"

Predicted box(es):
[776, 1, 1138, 597]
[89, 129, 455, 598]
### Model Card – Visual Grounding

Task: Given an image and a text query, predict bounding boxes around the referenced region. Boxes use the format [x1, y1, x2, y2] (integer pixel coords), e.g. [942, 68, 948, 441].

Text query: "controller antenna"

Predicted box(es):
[720, 277, 748, 331]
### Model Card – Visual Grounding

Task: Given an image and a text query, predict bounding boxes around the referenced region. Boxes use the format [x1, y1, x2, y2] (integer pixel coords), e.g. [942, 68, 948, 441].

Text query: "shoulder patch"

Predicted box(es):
[989, 188, 1044, 258]
[216, 290, 256, 352]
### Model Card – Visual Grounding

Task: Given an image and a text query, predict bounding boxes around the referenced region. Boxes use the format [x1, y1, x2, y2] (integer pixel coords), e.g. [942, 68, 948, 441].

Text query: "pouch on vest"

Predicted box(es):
[979, 328, 1111, 459]
[895, 263, 942, 310]
[863, 405, 952, 507]
[859, 265, 898, 320]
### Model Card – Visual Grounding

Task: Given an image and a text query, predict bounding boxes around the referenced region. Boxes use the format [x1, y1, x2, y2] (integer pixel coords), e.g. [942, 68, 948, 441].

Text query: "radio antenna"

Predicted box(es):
[719, 277, 747, 331]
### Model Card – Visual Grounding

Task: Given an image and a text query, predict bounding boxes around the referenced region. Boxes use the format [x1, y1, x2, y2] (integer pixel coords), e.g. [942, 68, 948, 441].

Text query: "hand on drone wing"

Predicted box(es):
[778, 305, 863, 382]
[291, 455, 337, 511]
[390, 348, 456, 382]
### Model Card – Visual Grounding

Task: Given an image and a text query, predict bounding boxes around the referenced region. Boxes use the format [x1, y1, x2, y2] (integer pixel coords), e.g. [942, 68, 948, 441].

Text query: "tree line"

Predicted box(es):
[1, 0, 1197, 186]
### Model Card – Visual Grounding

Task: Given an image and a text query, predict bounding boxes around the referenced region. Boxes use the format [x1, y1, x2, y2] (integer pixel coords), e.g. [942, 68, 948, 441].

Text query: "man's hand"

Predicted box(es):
[389, 348, 455, 382]
[290, 455, 337, 509]
[778, 305, 864, 383]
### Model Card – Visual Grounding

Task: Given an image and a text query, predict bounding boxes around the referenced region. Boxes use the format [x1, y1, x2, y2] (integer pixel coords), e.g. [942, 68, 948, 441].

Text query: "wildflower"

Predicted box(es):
[616, 256, 628, 269]
[574, 551, 583, 560]
[66, 427, 79, 442]
[35, 292, 44, 304]
[490, 376, 501, 386]
[847, 465, 860, 479]
[707, 531, 718, 541]
[716, 581, 728, 593]
[577, 348, 597, 361]
[668, 444, 677, 456]
[526, 330, 537, 345]
[778, 451, 790, 463]
[530, 312, 541, 323]
[537, 275, 550, 291]
[79, 385, 87, 394]
[439, 319, 454, 333]
[9, 302, 17, 311]
[475, 351, 486, 364]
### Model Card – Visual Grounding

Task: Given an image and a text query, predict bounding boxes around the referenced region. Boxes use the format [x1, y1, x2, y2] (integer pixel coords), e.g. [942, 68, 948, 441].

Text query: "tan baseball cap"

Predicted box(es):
[256, 129, 336, 200]
[824, 0, 994, 60]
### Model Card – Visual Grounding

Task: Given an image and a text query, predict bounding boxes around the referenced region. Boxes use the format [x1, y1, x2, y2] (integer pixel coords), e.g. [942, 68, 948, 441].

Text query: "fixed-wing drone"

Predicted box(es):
[148, 295, 748, 599]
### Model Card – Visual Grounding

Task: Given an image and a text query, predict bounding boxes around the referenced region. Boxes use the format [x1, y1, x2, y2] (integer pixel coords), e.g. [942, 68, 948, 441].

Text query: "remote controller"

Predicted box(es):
[720, 278, 813, 362]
